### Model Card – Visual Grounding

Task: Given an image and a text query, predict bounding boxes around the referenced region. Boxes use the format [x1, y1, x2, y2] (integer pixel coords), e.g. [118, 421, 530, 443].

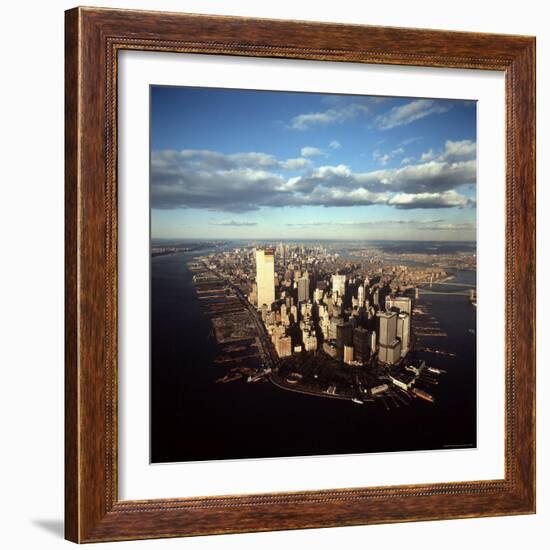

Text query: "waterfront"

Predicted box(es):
[151, 242, 476, 463]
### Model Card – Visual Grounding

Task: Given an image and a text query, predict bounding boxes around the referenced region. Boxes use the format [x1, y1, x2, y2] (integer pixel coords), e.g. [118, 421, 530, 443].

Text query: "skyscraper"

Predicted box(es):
[353, 326, 370, 364]
[276, 242, 286, 264]
[370, 330, 377, 352]
[357, 285, 365, 308]
[329, 315, 344, 341]
[336, 322, 353, 360]
[255, 248, 275, 310]
[314, 287, 324, 304]
[377, 311, 401, 364]
[343, 345, 354, 365]
[331, 274, 346, 298]
[275, 335, 292, 358]
[385, 295, 412, 316]
[377, 311, 398, 346]
[290, 304, 298, 323]
[372, 288, 379, 307]
[397, 312, 411, 357]
[303, 334, 318, 352]
[297, 276, 309, 303]
[378, 339, 401, 364]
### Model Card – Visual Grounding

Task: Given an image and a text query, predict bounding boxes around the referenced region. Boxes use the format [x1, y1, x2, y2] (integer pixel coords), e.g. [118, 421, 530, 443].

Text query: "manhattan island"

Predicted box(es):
[189, 242, 475, 409]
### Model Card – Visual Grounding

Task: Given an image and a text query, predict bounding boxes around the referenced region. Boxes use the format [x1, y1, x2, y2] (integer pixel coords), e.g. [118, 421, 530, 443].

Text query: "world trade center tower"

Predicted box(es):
[255, 248, 275, 310]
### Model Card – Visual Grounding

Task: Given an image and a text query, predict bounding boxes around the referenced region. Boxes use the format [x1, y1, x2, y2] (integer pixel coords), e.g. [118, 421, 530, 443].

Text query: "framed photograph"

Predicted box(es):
[65, 7, 536, 543]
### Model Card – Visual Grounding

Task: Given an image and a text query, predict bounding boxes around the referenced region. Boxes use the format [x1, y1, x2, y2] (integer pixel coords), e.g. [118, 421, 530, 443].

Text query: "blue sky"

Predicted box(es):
[150, 86, 476, 241]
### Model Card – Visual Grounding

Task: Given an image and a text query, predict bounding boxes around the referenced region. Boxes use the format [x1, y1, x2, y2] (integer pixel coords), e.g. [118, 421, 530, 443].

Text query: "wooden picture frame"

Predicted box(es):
[65, 6, 536, 543]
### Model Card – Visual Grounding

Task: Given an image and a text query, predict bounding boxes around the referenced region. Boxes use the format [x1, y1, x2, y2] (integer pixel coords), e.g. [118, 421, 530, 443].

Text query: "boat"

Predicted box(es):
[214, 372, 242, 384]
[247, 368, 271, 383]
[413, 388, 435, 403]
[427, 366, 446, 374]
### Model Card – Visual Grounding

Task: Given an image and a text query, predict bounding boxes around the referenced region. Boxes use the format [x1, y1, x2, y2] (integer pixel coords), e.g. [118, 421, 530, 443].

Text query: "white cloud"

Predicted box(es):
[388, 190, 475, 209]
[285, 158, 476, 198]
[419, 140, 476, 164]
[281, 157, 312, 170]
[286, 218, 474, 231]
[417, 222, 475, 231]
[151, 149, 286, 212]
[398, 136, 422, 146]
[373, 146, 405, 166]
[161, 149, 279, 171]
[373, 150, 391, 165]
[329, 140, 342, 149]
[421, 149, 435, 162]
[213, 220, 258, 226]
[376, 99, 450, 130]
[152, 147, 476, 212]
[301, 146, 322, 157]
[299, 185, 390, 207]
[401, 157, 415, 165]
[440, 139, 477, 162]
[290, 103, 368, 130]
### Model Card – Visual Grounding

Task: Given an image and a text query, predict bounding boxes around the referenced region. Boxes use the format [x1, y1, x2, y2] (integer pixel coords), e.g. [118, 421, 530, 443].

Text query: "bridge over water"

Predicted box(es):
[417, 279, 475, 297]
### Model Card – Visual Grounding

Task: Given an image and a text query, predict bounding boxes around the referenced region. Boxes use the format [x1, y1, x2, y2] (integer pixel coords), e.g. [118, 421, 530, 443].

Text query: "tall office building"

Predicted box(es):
[331, 274, 346, 298]
[385, 295, 412, 316]
[377, 311, 398, 346]
[303, 334, 318, 352]
[397, 312, 411, 357]
[378, 340, 401, 364]
[300, 301, 312, 319]
[377, 311, 401, 364]
[336, 322, 353, 360]
[353, 326, 370, 364]
[290, 304, 298, 322]
[369, 330, 377, 352]
[329, 316, 344, 341]
[276, 242, 286, 264]
[255, 248, 275, 310]
[343, 345, 354, 365]
[297, 276, 309, 303]
[275, 335, 292, 358]
[357, 285, 365, 308]
[320, 309, 330, 340]
[314, 287, 324, 304]
[280, 303, 290, 327]
[372, 288, 379, 307]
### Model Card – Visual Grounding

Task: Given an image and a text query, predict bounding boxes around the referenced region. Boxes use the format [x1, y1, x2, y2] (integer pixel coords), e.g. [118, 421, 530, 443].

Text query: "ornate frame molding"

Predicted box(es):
[65, 7, 535, 542]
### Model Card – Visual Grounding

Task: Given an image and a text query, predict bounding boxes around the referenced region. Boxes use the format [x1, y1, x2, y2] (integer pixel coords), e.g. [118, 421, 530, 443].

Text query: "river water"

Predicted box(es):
[151, 246, 476, 463]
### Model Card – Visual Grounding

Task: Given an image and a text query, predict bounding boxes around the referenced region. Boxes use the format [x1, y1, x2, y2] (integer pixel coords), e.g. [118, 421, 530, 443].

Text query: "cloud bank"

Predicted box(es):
[289, 98, 451, 132]
[290, 103, 369, 130]
[375, 99, 451, 130]
[213, 220, 258, 227]
[151, 140, 476, 213]
[285, 218, 474, 232]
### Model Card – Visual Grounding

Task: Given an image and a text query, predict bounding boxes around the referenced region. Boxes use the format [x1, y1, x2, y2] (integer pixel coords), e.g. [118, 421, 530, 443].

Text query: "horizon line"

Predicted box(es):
[151, 236, 477, 243]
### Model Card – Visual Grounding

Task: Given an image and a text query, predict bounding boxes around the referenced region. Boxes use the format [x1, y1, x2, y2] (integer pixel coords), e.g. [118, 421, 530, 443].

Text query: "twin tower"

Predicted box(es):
[255, 248, 276, 310]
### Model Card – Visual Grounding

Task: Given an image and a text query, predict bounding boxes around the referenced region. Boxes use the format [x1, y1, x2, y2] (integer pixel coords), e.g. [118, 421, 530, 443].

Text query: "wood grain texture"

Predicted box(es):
[64, 7, 79, 543]
[64, 6, 536, 543]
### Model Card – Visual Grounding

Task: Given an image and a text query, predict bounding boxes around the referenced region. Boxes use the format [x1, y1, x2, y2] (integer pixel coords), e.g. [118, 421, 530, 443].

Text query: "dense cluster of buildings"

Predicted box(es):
[251, 245, 413, 367]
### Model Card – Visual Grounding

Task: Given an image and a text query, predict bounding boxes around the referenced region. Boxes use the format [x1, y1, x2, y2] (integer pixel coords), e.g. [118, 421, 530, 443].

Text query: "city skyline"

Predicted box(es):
[151, 86, 477, 241]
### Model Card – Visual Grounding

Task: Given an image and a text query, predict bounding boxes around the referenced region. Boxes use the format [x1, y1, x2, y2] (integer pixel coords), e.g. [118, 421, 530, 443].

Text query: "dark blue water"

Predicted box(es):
[151, 247, 476, 463]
